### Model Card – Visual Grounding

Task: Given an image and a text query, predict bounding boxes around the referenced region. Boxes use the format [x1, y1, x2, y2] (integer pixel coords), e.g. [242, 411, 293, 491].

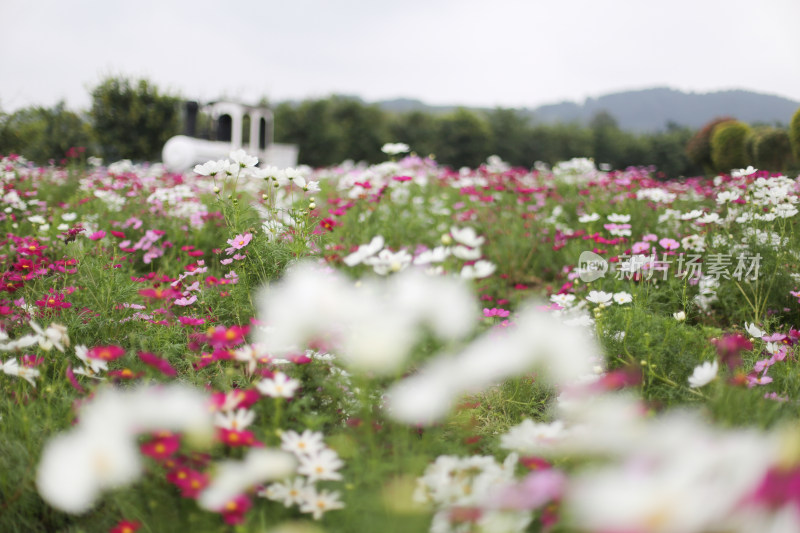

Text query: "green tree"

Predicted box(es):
[388, 111, 439, 158]
[710, 121, 753, 174]
[486, 108, 531, 166]
[0, 102, 92, 164]
[589, 111, 623, 167]
[273, 99, 344, 167]
[90, 76, 181, 162]
[329, 97, 389, 164]
[434, 108, 492, 168]
[647, 123, 699, 179]
[530, 123, 594, 164]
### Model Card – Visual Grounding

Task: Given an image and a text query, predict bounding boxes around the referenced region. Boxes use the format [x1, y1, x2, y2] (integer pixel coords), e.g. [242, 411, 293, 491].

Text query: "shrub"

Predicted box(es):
[686, 116, 736, 173]
[710, 120, 753, 174]
[790, 106, 800, 162]
[752, 127, 792, 171]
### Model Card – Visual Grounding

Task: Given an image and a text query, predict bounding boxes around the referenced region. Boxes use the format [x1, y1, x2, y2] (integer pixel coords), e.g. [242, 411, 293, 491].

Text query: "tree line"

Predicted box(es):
[1, 76, 799, 178]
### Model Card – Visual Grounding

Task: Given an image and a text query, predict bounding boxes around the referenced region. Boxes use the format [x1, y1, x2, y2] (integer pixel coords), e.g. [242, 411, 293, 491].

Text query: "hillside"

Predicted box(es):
[375, 87, 800, 132]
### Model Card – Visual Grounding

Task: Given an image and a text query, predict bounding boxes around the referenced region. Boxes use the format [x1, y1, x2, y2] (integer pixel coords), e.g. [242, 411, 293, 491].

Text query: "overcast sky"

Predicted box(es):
[2, 0, 799, 113]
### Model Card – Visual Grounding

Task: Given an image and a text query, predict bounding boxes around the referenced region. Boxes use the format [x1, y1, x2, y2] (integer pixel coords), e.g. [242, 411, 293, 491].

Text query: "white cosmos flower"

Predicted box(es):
[500, 419, 569, 455]
[607, 213, 630, 223]
[198, 448, 295, 511]
[460, 260, 496, 279]
[731, 166, 757, 178]
[413, 246, 451, 265]
[688, 360, 718, 388]
[343, 235, 385, 267]
[363, 248, 412, 275]
[450, 226, 485, 248]
[716, 191, 740, 204]
[298, 487, 346, 520]
[257, 372, 300, 398]
[283, 167, 303, 180]
[297, 448, 344, 482]
[229, 149, 258, 168]
[680, 209, 704, 220]
[381, 142, 410, 155]
[744, 322, 765, 339]
[281, 429, 326, 458]
[775, 204, 798, 218]
[0, 333, 40, 351]
[550, 293, 577, 307]
[697, 212, 721, 224]
[193, 159, 226, 176]
[74, 344, 107, 376]
[613, 292, 632, 305]
[673, 311, 687, 322]
[260, 477, 310, 507]
[451, 245, 482, 261]
[586, 291, 613, 305]
[578, 213, 601, 223]
[214, 408, 255, 431]
[29, 321, 69, 352]
[2, 358, 40, 386]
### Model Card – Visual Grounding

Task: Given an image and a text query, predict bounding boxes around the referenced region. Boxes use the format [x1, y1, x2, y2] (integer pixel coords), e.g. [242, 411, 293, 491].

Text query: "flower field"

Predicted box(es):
[2, 146, 800, 533]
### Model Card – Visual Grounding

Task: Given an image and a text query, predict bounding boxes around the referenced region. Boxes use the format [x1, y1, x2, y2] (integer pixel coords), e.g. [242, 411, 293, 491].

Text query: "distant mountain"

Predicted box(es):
[376, 98, 466, 114]
[374, 88, 800, 132]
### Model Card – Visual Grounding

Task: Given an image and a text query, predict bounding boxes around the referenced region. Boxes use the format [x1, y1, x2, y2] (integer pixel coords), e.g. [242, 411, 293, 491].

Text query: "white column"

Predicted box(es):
[231, 107, 243, 148]
[249, 112, 261, 153]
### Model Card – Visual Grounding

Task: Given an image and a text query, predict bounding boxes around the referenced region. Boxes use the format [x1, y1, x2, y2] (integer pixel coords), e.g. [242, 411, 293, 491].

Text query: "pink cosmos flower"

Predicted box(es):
[167, 466, 208, 498]
[658, 238, 679, 250]
[746, 373, 773, 387]
[483, 308, 510, 318]
[88, 230, 106, 241]
[764, 392, 788, 402]
[714, 333, 753, 370]
[206, 325, 248, 348]
[140, 432, 181, 461]
[178, 316, 205, 326]
[174, 295, 197, 306]
[110, 520, 141, 533]
[35, 291, 71, 309]
[87, 345, 126, 361]
[225, 233, 252, 255]
[219, 494, 252, 525]
[491, 469, 566, 511]
[138, 351, 177, 377]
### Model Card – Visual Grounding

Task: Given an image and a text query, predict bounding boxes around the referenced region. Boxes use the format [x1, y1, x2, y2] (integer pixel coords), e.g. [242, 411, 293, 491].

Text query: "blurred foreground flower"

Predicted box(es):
[255, 263, 478, 375]
[386, 304, 597, 425]
[36, 384, 213, 513]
